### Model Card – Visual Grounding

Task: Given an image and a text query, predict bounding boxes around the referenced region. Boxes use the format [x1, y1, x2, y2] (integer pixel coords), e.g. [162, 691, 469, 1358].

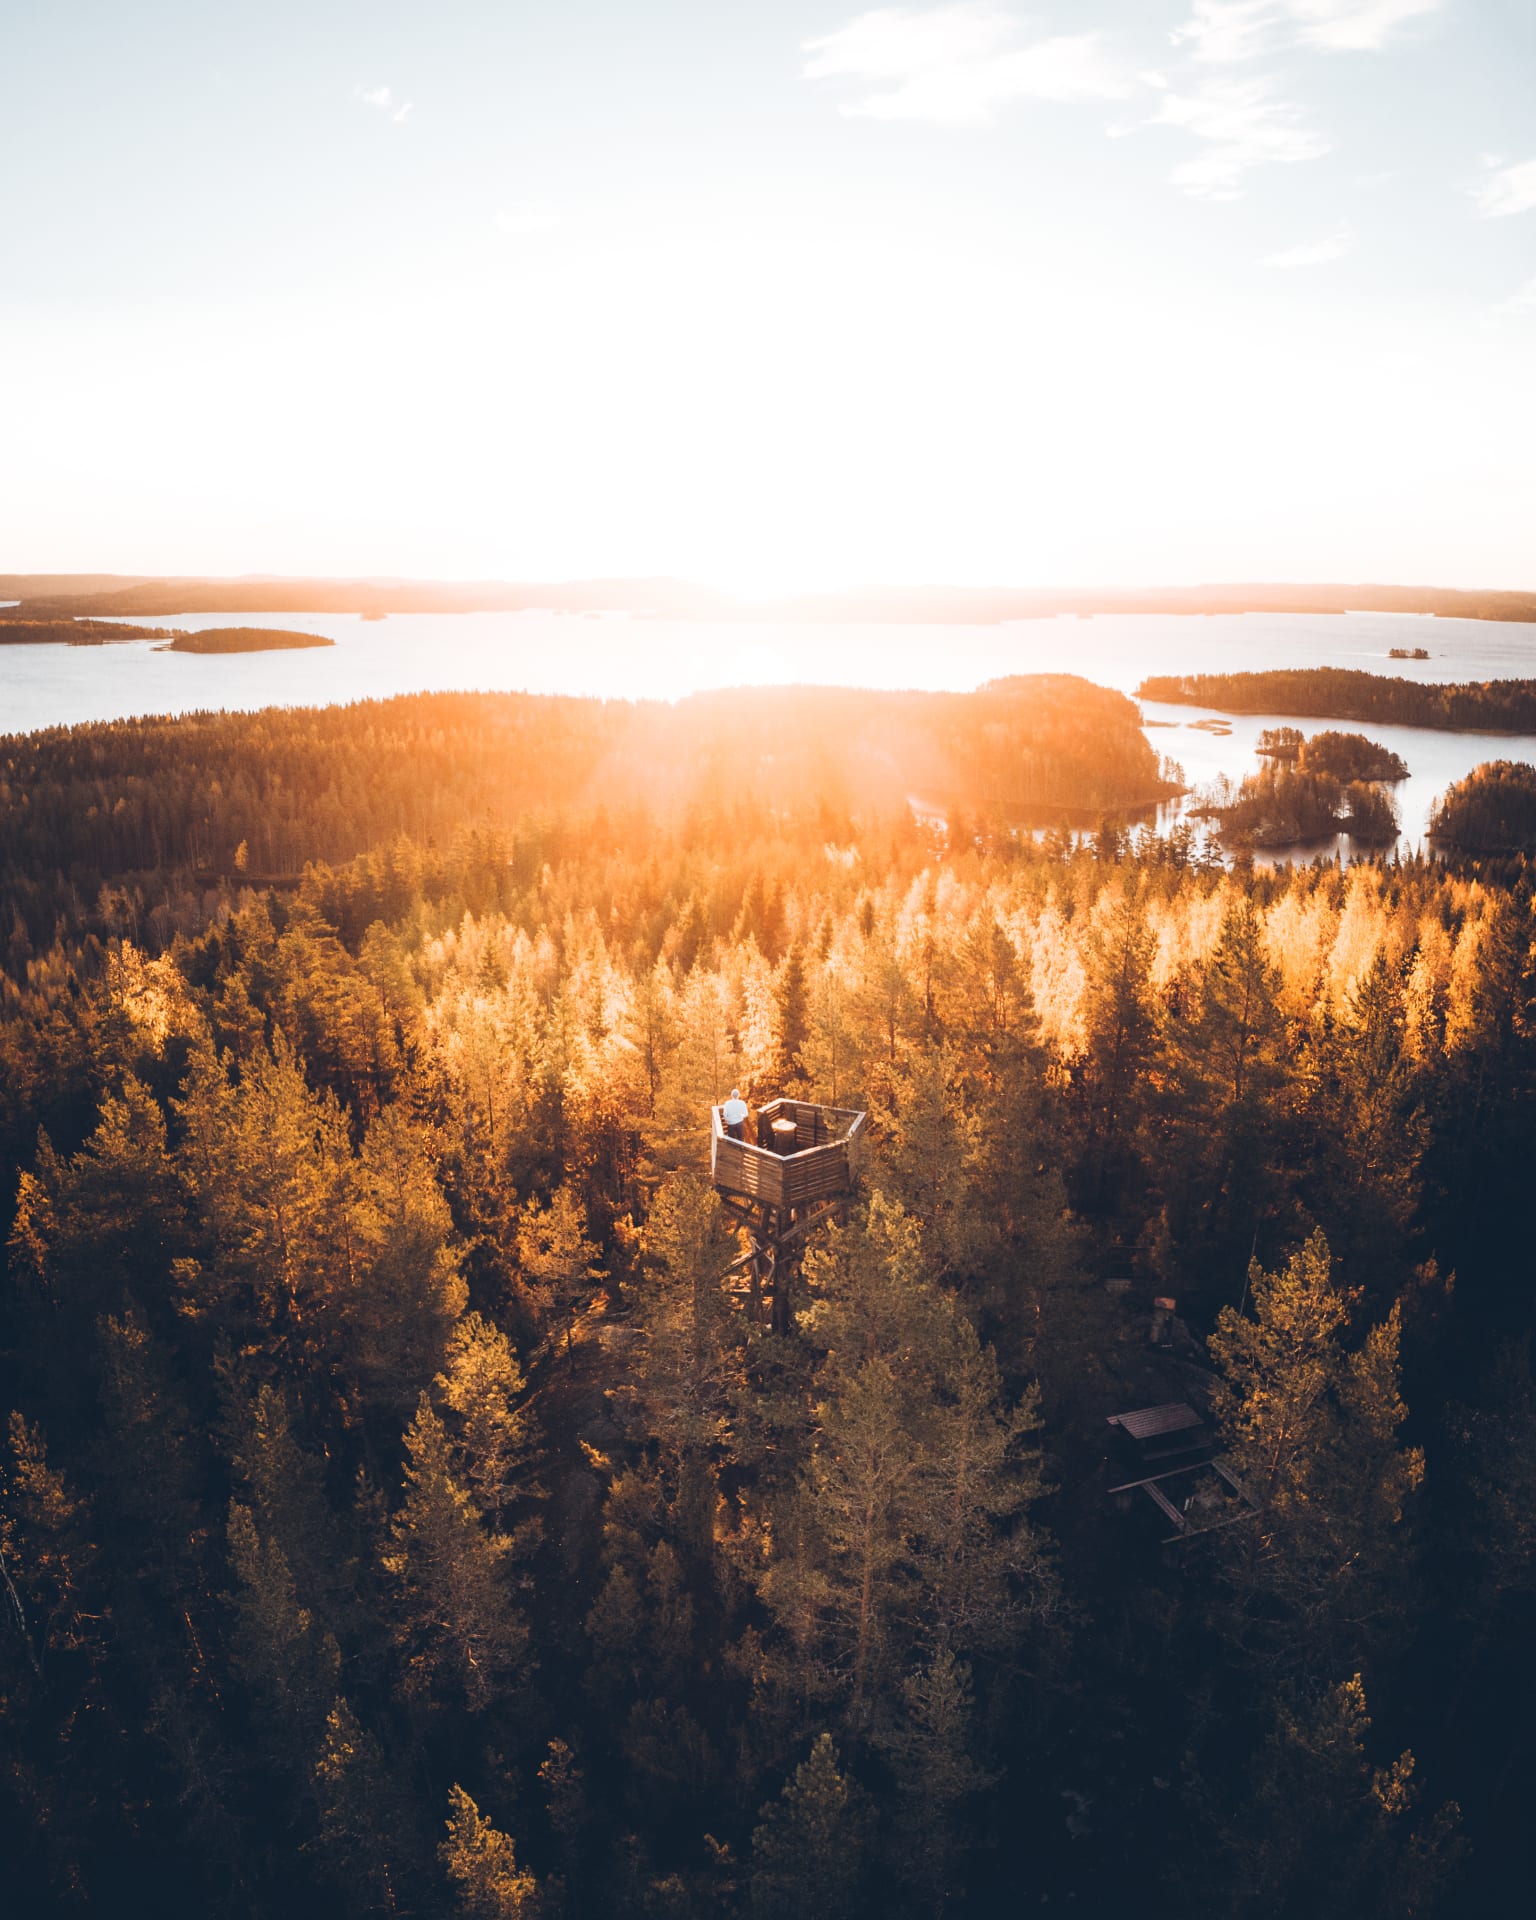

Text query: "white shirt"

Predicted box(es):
[722, 1096, 748, 1126]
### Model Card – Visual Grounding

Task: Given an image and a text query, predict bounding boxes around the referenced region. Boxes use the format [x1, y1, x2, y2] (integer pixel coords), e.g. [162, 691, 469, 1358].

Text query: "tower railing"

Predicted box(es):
[710, 1097, 867, 1213]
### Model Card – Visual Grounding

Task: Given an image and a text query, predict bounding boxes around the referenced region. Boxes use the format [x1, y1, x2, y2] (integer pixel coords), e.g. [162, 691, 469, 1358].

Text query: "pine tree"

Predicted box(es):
[1209, 1230, 1424, 1672]
[880, 1043, 992, 1282]
[7, 1075, 188, 1336]
[635, 1172, 739, 1499]
[345, 1103, 468, 1418]
[226, 1501, 339, 1760]
[382, 1398, 526, 1712]
[433, 1312, 541, 1530]
[0, 1411, 99, 1679]
[1076, 883, 1157, 1208]
[1154, 893, 1290, 1291]
[517, 1187, 603, 1359]
[177, 1033, 357, 1381]
[909, 1314, 1057, 1655]
[312, 1697, 416, 1914]
[1215, 1674, 1461, 1919]
[749, 1732, 870, 1920]
[440, 1785, 539, 1919]
[774, 943, 810, 1088]
[225, 1380, 354, 1629]
[94, 1302, 203, 1591]
[876, 1649, 994, 1916]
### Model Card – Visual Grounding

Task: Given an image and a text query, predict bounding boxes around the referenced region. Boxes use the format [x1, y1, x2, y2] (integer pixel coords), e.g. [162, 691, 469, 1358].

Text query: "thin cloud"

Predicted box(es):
[803, 6, 1129, 126]
[1173, 0, 1442, 62]
[494, 204, 561, 237]
[1172, 1, 1281, 63]
[1262, 220, 1354, 266]
[1473, 158, 1536, 220]
[1290, 0, 1442, 52]
[1494, 277, 1536, 318]
[1153, 78, 1328, 199]
[357, 83, 413, 124]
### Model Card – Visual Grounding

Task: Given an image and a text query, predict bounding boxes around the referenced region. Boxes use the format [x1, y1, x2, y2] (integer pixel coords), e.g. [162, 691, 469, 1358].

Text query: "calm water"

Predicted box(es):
[2, 607, 1535, 858]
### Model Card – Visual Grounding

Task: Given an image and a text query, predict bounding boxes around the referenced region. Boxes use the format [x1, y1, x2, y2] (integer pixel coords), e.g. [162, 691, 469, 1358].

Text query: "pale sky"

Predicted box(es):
[2, 1, 1532, 592]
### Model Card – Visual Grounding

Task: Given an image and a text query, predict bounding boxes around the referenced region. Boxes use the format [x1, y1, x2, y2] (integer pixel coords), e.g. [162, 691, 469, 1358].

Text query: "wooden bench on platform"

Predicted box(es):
[1105, 1400, 1258, 1544]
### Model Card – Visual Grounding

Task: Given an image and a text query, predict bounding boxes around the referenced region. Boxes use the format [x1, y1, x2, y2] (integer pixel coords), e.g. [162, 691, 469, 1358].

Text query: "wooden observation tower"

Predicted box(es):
[710, 1097, 868, 1333]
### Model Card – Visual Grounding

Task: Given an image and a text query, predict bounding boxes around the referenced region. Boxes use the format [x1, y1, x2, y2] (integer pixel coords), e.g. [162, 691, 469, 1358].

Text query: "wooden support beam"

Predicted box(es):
[718, 1199, 844, 1281]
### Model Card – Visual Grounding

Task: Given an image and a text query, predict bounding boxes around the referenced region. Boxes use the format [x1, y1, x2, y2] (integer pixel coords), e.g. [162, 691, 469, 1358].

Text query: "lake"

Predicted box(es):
[3, 606, 1535, 859]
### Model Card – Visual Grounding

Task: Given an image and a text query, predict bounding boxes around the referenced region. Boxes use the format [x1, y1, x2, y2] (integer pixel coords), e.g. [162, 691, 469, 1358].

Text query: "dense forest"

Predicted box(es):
[1293, 732, 1409, 783]
[1430, 761, 1536, 853]
[1140, 667, 1536, 733]
[0, 681, 1170, 977]
[3, 685, 1535, 1917]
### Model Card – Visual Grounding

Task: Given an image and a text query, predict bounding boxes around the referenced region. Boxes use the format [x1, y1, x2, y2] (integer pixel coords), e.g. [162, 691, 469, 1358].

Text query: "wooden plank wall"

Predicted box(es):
[714, 1102, 866, 1212]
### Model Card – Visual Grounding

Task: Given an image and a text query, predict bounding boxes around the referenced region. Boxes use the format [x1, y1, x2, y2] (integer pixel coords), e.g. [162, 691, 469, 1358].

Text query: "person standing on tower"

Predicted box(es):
[722, 1087, 748, 1140]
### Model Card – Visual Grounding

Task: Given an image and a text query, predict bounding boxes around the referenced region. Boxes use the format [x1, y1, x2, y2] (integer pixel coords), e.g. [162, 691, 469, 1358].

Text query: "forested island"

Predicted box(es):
[1140, 667, 1536, 733]
[0, 679, 1171, 955]
[1430, 761, 1536, 852]
[1200, 729, 1406, 848]
[162, 627, 334, 654]
[2, 683, 1534, 1917]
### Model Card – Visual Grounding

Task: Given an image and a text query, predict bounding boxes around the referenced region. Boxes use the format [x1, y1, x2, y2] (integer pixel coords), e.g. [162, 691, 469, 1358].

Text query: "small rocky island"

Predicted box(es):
[1200, 728, 1407, 849]
[161, 627, 333, 654]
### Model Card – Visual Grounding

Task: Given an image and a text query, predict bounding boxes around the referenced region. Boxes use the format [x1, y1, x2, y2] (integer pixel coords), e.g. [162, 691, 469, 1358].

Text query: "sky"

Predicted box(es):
[1, 0, 1532, 593]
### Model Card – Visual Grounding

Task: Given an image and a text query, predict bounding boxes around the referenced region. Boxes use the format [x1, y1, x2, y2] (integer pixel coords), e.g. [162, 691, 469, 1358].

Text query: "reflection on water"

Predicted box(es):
[1, 607, 1534, 861]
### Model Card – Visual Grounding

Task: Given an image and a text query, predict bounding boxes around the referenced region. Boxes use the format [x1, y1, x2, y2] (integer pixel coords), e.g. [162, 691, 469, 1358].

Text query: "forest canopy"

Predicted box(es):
[0, 679, 1171, 969]
[0, 682, 1532, 1918]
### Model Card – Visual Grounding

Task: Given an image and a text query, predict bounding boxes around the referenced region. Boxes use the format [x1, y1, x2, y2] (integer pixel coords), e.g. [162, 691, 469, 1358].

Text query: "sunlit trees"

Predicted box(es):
[1153, 891, 1290, 1295]
[754, 1200, 1056, 1728]
[6, 681, 1536, 1916]
[1209, 1230, 1424, 1671]
[1075, 882, 1158, 1209]
[517, 1186, 604, 1357]
[440, 1785, 540, 1919]
[433, 1312, 541, 1533]
[381, 1398, 528, 1713]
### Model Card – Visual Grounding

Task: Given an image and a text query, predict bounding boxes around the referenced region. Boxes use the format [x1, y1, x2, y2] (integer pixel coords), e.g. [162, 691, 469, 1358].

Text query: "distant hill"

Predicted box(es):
[4, 575, 1533, 624]
[0, 618, 172, 644]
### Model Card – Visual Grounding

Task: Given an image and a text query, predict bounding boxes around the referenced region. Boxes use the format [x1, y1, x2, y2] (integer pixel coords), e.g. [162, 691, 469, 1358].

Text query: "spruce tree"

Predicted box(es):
[1210, 1230, 1424, 1671]
[749, 1732, 870, 1920]
[382, 1398, 526, 1712]
[440, 1785, 539, 1919]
